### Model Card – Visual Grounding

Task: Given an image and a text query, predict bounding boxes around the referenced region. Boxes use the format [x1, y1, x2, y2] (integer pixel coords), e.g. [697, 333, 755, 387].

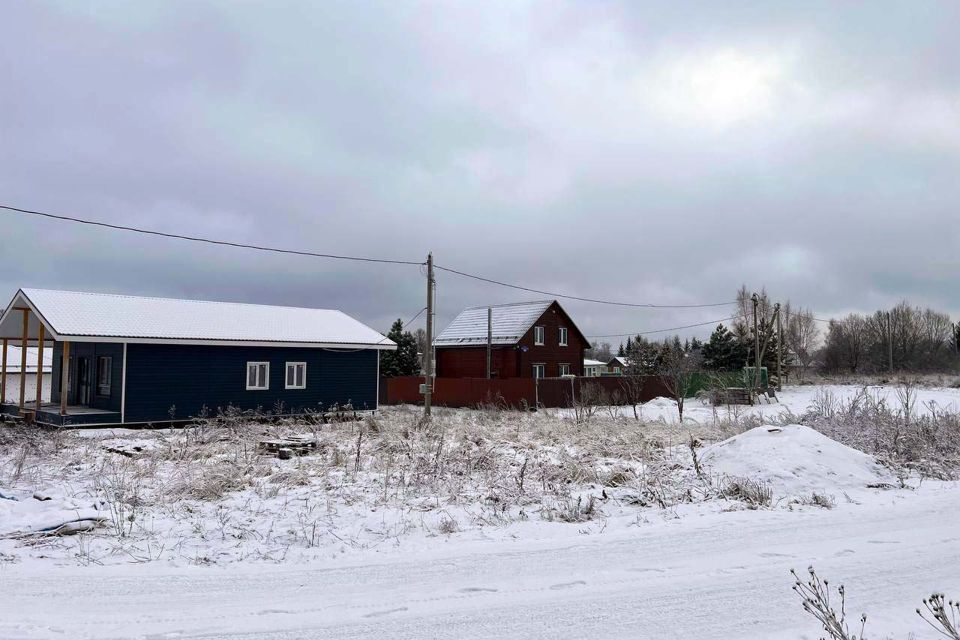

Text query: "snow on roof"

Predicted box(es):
[2, 289, 395, 349]
[434, 301, 553, 346]
[2, 345, 51, 373]
[583, 359, 606, 367]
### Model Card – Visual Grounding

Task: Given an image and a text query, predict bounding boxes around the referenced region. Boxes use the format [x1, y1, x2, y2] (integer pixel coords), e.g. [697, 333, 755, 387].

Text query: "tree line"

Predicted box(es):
[591, 286, 960, 380]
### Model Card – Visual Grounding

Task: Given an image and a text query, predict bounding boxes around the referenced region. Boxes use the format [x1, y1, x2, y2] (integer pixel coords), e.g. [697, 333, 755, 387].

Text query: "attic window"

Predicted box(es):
[534, 326, 545, 345]
[559, 327, 568, 346]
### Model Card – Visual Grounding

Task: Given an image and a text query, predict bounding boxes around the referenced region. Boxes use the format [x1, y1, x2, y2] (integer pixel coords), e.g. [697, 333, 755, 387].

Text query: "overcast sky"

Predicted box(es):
[2, 1, 959, 344]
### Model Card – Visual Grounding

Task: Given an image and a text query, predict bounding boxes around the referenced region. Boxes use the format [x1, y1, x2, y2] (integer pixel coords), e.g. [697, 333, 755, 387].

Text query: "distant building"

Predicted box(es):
[434, 300, 589, 378]
[2, 345, 52, 404]
[583, 358, 606, 377]
[606, 356, 630, 375]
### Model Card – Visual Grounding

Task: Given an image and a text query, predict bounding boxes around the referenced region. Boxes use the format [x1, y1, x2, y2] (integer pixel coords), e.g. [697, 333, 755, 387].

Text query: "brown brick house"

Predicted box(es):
[433, 300, 589, 378]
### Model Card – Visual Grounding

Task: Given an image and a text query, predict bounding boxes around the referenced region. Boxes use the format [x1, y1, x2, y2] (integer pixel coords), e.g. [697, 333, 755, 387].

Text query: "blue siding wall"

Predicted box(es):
[50, 341, 124, 413]
[124, 344, 378, 423]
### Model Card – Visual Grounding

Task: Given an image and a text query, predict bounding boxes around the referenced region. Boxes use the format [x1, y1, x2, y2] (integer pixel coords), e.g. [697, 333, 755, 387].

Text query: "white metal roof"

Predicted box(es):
[434, 301, 553, 347]
[0, 289, 395, 349]
[2, 345, 52, 373]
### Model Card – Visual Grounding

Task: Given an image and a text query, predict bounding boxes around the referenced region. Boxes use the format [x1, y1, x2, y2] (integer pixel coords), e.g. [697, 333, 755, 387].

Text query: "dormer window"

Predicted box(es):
[534, 326, 545, 345]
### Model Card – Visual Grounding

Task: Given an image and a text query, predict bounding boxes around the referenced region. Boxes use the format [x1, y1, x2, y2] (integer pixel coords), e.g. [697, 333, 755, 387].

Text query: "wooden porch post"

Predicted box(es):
[60, 341, 70, 416]
[18, 309, 28, 409]
[35, 324, 45, 409]
[1, 337, 7, 404]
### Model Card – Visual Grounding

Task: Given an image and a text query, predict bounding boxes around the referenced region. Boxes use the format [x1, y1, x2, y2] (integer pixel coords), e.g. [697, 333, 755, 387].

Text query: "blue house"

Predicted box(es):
[0, 288, 395, 426]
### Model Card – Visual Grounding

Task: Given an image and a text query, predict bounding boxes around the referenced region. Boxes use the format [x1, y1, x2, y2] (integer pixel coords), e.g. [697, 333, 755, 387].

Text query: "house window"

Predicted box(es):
[96, 356, 112, 396]
[532, 363, 545, 379]
[558, 363, 570, 376]
[246, 361, 269, 390]
[534, 326, 545, 345]
[559, 327, 568, 346]
[285, 362, 306, 389]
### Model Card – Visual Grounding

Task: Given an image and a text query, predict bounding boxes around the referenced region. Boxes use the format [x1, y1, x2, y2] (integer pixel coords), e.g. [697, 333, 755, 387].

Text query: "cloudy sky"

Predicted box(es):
[2, 1, 958, 344]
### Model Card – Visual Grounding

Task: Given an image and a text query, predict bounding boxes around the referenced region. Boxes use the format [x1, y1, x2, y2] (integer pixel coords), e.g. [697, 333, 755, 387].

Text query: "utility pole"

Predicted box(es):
[752, 293, 760, 392]
[887, 310, 894, 373]
[775, 302, 783, 392]
[423, 252, 434, 418]
[486, 306, 492, 379]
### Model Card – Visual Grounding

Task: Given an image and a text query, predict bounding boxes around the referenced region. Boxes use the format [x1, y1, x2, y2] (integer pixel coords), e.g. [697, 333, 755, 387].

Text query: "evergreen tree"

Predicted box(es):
[624, 335, 663, 375]
[702, 324, 748, 371]
[379, 319, 420, 377]
[617, 342, 625, 357]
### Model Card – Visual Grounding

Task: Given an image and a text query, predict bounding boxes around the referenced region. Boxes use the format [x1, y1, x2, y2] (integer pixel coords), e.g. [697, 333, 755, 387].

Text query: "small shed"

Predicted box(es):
[0, 288, 395, 426]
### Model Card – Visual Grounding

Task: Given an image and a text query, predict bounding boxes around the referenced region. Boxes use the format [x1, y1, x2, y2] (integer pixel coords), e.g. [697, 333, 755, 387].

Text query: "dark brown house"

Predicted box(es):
[434, 300, 589, 378]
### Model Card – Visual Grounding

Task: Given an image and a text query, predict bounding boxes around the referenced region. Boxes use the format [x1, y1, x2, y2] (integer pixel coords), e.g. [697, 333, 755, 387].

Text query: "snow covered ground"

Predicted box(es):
[1, 383, 959, 639]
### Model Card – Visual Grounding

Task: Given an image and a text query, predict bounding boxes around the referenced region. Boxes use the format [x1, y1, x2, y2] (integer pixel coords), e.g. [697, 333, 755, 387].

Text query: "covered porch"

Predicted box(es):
[0, 400, 121, 427]
[0, 291, 120, 425]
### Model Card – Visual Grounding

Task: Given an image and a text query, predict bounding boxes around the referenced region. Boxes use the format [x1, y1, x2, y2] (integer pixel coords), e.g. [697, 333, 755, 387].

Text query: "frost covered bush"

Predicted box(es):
[719, 476, 772, 508]
[799, 384, 960, 477]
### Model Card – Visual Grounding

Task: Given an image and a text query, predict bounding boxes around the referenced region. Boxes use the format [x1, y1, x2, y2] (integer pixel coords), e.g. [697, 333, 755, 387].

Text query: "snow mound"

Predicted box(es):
[700, 425, 896, 498]
[644, 397, 677, 408]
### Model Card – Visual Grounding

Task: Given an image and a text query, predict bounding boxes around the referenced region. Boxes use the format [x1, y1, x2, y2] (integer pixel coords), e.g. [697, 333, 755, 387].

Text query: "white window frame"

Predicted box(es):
[532, 363, 545, 379]
[558, 327, 568, 346]
[285, 362, 307, 389]
[534, 326, 545, 346]
[246, 361, 270, 390]
[558, 363, 570, 376]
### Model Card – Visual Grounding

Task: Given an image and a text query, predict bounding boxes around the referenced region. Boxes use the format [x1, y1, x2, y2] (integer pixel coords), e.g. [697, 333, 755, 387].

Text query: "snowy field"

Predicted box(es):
[1, 383, 960, 639]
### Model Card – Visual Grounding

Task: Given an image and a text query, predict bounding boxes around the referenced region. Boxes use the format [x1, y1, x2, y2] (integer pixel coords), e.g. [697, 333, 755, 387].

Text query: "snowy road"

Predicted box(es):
[3, 484, 960, 640]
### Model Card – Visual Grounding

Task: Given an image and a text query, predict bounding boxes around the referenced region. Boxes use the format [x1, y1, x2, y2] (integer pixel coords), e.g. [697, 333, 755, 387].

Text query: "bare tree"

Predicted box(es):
[785, 307, 820, 382]
[586, 341, 613, 362]
[619, 375, 646, 420]
[823, 314, 869, 373]
[659, 349, 703, 420]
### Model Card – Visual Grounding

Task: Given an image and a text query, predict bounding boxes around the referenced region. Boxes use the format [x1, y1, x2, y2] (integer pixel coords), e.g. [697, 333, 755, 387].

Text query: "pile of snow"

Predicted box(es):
[700, 424, 896, 498]
[0, 489, 106, 537]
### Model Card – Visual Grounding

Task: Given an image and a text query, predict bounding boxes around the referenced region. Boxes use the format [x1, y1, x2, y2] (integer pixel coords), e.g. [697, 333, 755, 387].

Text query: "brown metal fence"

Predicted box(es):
[381, 376, 675, 409]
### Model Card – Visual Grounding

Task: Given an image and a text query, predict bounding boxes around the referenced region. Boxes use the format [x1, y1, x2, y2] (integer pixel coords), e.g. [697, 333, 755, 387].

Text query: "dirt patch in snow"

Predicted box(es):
[700, 424, 896, 498]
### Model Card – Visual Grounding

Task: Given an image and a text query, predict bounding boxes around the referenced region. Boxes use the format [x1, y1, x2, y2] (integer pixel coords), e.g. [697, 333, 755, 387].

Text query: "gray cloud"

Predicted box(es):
[2, 0, 958, 344]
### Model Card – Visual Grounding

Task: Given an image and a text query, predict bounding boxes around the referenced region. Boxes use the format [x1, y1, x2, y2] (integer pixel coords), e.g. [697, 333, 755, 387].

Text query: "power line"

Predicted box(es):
[587, 315, 740, 339]
[434, 264, 735, 309]
[5, 202, 736, 310]
[324, 306, 428, 352]
[0, 204, 424, 266]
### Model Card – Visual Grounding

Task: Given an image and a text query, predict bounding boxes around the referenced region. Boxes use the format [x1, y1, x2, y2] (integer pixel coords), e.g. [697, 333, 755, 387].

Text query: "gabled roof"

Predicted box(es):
[434, 300, 588, 347]
[434, 301, 552, 346]
[0, 288, 395, 350]
[2, 345, 52, 373]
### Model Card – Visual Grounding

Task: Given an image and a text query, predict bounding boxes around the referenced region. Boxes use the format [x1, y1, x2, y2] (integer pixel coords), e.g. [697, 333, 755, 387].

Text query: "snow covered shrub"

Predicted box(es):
[795, 492, 835, 509]
[545, 495, 597, 522]
[800, 384, 960, 477]
[719, 476, 772, 508]
[94, 457, 145, 539]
